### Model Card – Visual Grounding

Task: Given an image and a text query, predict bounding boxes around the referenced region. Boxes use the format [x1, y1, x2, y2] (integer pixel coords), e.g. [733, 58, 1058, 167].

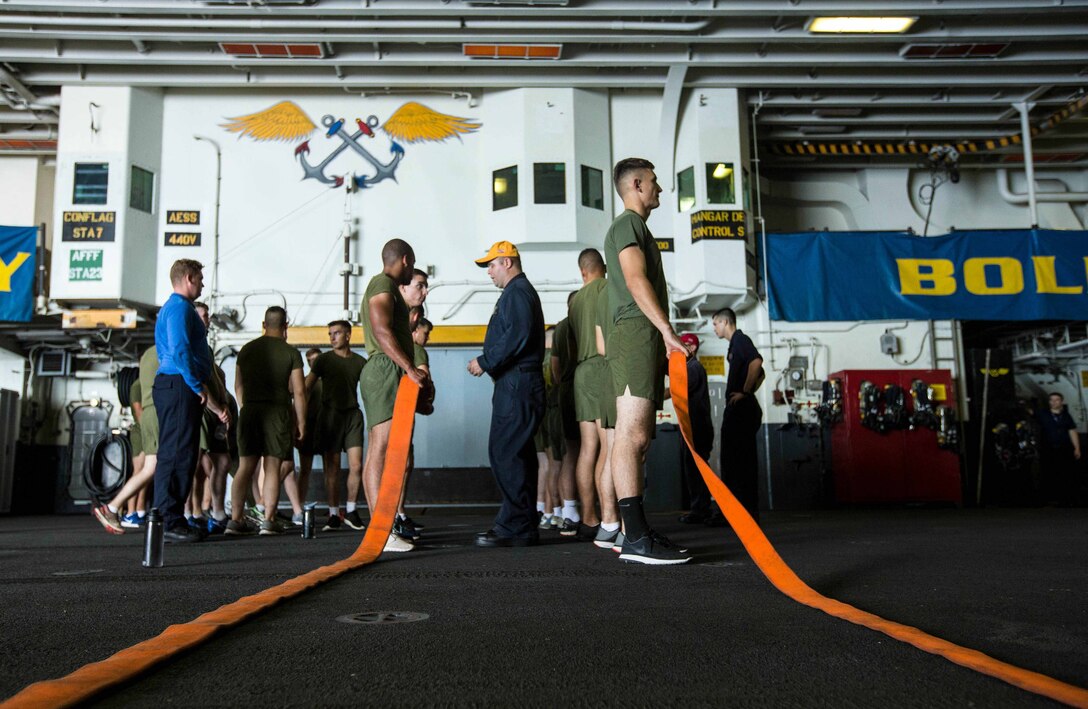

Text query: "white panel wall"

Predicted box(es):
[0, 157, 42, 226]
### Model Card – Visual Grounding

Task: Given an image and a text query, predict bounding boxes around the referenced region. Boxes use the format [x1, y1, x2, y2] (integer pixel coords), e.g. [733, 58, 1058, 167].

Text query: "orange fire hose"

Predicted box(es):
[1, 377, 419, 709]
[667, 351, 1088, 708]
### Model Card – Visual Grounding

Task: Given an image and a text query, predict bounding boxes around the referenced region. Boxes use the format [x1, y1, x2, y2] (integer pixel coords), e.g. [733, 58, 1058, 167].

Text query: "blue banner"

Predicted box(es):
[0, 225, 36, 323]
[767, 229, 1088, 322]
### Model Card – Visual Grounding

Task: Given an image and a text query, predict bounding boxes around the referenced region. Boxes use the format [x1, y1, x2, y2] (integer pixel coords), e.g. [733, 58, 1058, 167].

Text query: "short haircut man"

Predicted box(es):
[359, 238, 428, 552]
[229, 307, 306, 535]
[604, 157, 690, 564]
[712, 306, 764, 522]
[304, 318, 367, 531]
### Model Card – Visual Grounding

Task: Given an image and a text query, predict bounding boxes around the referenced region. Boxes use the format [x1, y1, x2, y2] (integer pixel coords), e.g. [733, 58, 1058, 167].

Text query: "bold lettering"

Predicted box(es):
[0, 252, 30, 292]
[897, 259, 956, 296]
[1032, 256, 1083, 294]
[963, 257, 1023, 295]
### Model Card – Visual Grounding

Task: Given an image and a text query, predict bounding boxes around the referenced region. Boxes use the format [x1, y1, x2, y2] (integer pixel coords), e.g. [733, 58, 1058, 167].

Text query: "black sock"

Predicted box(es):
[617, 496, 649, 542]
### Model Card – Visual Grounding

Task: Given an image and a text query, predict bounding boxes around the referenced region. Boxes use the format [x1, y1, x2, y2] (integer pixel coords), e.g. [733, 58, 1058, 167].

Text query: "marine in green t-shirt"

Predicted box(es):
[236, 335, 304, 406]
[310, 347, 366, 411]
[604, 209, 668, 324]
[570, 275, 606, 363]
[361, 272, 414, 362]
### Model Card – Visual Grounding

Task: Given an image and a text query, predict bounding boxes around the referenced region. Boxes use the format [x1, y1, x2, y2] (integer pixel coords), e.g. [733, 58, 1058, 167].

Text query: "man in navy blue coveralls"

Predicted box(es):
[468, 241, 546, 547]
[153, 259, 231, 542]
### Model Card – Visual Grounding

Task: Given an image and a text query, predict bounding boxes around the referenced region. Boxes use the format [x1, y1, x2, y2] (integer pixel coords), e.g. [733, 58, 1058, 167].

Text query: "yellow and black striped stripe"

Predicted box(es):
[766, 92, 1088, 157]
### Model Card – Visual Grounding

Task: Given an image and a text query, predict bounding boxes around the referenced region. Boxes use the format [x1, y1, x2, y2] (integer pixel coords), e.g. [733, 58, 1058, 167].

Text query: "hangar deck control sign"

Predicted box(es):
[62, 211, 115, 242]
[690, 210, 746, 242]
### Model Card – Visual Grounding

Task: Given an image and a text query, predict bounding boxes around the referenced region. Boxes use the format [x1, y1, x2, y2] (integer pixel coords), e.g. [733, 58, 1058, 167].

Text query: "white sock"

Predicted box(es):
[562, 499, 580, 523]
[552, 506, 562, 518]
[106, 504, 118, 514]
[328, 506, 339, 516]
[601, 521, 620, 532]
[536, 501, 546, 513]
[345, 502, 356, 513]
[137, 510, 146, 518]
[256, 504, 265, 514]
[397, 512, 407, 520]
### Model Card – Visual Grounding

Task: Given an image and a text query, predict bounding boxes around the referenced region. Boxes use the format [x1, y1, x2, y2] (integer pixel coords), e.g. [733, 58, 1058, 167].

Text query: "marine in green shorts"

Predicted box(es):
[552, 315, 579, 442]
[359, 269, 416, 428]
[138, 345, 159, 455]
[569, 258, 609, 424]
[128, 379, 144, 457]
[309, 343, 366, 453]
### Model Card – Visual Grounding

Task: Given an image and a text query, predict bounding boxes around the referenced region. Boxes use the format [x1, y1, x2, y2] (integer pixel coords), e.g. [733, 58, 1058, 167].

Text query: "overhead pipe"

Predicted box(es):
[1015, 102, 1040, 227]
[0, 128, 57, 140]
[996, 168, 1088, 204]
[0, 14, 712, 32]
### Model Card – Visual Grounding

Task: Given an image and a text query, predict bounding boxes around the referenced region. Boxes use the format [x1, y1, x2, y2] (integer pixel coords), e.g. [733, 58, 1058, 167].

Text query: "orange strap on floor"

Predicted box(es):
[668, 351, 1088, 708]
[1, 377, 419, 709]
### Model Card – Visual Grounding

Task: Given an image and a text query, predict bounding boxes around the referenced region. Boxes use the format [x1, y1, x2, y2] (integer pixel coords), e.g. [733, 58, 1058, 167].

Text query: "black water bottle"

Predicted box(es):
[143, 508, 164, 568]
[302, 504, 316, 539]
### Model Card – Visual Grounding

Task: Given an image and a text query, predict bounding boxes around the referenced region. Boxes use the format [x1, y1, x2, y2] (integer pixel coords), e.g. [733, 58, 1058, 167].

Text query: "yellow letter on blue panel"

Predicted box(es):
[1032, 256, 1083, 294]
[897, 259, 956, 296]
[0, 252, 30, 292]
[963, 257, 1023, 295]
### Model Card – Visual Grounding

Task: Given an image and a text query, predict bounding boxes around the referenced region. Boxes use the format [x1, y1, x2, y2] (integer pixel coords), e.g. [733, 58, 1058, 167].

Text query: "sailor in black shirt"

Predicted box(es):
[713, 307, 764, 523]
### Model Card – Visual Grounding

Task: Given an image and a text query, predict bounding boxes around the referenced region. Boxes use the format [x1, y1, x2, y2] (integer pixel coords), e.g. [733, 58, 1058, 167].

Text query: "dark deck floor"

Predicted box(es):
[1, 507, 1086, 707]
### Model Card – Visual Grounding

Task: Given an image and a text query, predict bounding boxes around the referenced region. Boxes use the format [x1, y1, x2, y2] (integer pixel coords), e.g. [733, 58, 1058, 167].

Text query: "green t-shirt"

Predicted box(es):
[129, 380, 141, 415]
[361, 272, 414, 363]
[604, 209, 668, 323]
[595, 279, 613, 353]
[414, 343, 429, 368]
[570, 277, 606, 362]
[236, 335, 304, 406]
[138, 346, 157, 409]
[552, 318, 576, 384]
[311, 349, 366, 410]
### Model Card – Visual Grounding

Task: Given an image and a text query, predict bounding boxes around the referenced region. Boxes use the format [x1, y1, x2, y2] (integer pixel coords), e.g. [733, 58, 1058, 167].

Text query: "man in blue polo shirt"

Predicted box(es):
[153, 259, 230, 542]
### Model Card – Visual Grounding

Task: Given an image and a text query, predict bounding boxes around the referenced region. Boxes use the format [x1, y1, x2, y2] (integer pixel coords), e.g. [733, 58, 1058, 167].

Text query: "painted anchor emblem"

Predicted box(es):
[295, 115, 406, 189]
[222, 100, 480, 190]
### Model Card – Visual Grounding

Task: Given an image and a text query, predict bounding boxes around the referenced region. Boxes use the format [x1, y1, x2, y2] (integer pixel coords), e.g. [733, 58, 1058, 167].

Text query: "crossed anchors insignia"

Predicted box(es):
[221, 101, 481, 189]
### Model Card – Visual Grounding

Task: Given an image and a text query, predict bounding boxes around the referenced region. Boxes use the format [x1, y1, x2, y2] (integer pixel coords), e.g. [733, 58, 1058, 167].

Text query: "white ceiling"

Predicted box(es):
[1, 0, 1087, 165]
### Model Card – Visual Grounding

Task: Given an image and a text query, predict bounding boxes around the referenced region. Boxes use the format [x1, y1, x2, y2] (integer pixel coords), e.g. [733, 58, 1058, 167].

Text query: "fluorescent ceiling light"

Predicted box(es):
[711, 164, 733, 180]
[807, 17, 917, 34]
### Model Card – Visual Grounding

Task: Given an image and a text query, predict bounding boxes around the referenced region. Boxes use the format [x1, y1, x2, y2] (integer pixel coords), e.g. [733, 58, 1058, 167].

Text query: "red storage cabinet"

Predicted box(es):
[829, 369, 962, 505]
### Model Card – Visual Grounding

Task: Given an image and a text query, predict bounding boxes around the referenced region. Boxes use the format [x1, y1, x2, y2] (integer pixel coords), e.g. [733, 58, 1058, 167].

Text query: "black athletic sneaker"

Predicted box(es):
[394, 518, 421, 541]
[558, 518, 580, 537]
[343, 510, 366, 531]
[322, 514, 342, 531]
[651, 530, 689, 554]
[618, 533, 691, 565]
[575, 523, 600, 542]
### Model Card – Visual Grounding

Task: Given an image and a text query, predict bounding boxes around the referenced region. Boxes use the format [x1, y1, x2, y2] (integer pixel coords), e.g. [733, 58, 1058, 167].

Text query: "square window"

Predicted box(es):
[130, 165, 155, 213]
[706, 162, 736, 204]
[492, 165, 518, 211]
[73, 163, 109, 205]
[534, 162, 565, 204]
[580, 165, 604, 210]
[677, 166, 695, 212]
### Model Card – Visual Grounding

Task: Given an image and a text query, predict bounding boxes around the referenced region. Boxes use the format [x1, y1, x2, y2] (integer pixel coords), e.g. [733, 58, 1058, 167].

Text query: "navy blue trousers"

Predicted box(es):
[152, 374, 204, 531]
[721, 396, 762, 523]
[488, 370, 545, 538]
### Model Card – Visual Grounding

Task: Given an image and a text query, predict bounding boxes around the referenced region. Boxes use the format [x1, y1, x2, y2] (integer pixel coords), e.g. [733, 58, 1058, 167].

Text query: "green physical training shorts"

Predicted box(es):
[607, 316, 665, 410]
[545, 399, 566, 460]
[141, 405, 159, 455]
[316, 406, 365, 453]
[359, 353, 402, 428]
[557, 380, 578, 441]
[237, 403, 293, 460]
[599, 360, 616, 430]
[129, 421, 143, 457]
[574, 356, 608, 423]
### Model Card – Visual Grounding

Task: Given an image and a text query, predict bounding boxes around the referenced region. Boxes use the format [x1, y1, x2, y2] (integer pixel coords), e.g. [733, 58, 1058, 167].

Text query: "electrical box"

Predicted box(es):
[880, 332, 900, 355]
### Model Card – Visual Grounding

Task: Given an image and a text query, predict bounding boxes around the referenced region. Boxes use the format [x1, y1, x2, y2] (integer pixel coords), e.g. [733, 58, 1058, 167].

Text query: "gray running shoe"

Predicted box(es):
[619, 533, 692, 565]
[225, 519, 258, 536]
[594, 526, 620, 549]
[259, 518, 285, 536]
[611, 531, 625, 553]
